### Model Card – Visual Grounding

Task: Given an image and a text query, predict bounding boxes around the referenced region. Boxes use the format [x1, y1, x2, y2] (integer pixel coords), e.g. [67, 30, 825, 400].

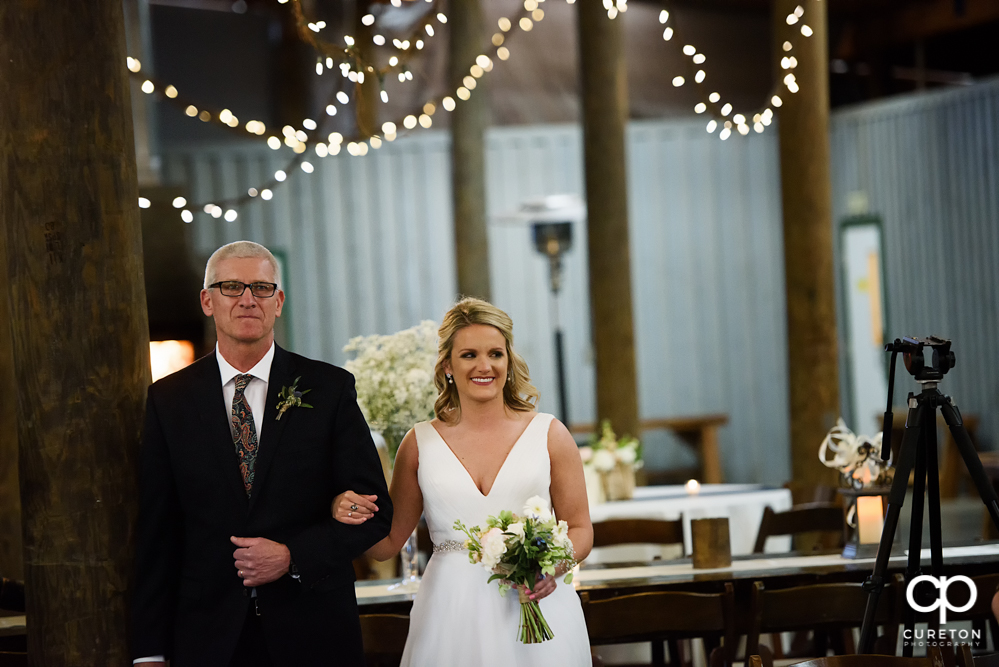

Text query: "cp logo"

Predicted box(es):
[906, 575, 977, 624]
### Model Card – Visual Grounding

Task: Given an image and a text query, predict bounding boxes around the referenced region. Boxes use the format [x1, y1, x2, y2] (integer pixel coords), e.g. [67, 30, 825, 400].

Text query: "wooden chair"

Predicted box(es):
[746, 575, 905, 660]
[592, 518, 685, 551]
[944, 573, 999, 652]
[753, 502, 845, 553]
[581, 583, 736, 667]
[359, 614, 409, 667]
[957, 644, 999, 667]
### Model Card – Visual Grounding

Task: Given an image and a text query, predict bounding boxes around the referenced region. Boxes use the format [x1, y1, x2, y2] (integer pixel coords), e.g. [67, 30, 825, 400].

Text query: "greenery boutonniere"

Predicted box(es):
[276, 377, 312, 420]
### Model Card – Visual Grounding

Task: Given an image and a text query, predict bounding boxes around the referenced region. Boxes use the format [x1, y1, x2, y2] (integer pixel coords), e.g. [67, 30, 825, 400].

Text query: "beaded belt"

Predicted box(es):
[431, 540, 466, 554]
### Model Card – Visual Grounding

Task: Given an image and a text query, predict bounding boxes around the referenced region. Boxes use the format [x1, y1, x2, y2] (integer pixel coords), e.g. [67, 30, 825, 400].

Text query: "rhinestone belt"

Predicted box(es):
[432, 540, 466, 554]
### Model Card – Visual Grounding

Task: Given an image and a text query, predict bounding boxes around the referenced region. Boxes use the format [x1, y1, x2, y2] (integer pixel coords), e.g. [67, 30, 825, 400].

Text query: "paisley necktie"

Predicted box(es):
[231, 374, 258, 494]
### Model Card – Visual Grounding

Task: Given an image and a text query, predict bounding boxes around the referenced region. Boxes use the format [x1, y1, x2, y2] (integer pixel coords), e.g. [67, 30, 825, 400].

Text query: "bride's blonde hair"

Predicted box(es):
[434, 298, 539, 423]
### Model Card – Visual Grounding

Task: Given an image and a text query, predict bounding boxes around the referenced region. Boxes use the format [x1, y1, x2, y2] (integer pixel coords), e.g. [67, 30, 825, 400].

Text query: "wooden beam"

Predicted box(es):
[0, 233, 22, 582]
[450, 0, 491, 300]
[874, 0, 999, 45]
[0, 0, 149, 662]
[577, 0, 640, 440]
[774, 0, 840, 488]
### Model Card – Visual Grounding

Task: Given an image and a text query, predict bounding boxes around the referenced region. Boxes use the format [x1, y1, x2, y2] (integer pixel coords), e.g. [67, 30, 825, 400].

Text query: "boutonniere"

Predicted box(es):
[276, 377, 312, 420]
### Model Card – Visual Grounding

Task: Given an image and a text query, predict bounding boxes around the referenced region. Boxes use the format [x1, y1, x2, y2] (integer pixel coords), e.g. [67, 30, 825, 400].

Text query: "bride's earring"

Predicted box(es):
[507, 371, 513, 384]
[446, 373, 453, 384]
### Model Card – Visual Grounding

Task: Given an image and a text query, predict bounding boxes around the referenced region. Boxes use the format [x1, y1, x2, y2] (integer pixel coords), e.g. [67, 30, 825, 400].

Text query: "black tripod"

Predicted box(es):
[857, 336, 999, 655]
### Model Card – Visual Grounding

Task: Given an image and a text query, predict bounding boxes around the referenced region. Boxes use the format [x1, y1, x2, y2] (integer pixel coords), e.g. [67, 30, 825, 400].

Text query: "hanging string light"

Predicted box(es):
[135, 0, 539, 222]
[606, 0, 814, 140]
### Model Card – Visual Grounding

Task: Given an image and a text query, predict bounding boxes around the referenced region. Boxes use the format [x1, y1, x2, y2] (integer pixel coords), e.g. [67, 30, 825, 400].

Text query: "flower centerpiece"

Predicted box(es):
[453, 496, 576, 644]
[343, 320, 438, 588]
[578, 420, 642, 502]
[818, 418, 893, 489]
[342, 320, 439, 462]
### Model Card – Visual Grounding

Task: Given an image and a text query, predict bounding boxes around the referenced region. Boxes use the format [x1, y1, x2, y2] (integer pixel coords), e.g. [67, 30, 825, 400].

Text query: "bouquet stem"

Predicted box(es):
[517, 588, 554, 644]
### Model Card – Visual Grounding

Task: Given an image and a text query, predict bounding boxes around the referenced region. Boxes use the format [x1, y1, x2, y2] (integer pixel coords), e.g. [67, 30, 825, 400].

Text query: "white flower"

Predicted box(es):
[591, 448, 617, 472]
[578, 446, 594, 463]
[505, 521, 526, 543]
[615, 445, 638, 465]
[553, 520, 572, 550]
[523, 495, 553, 521]
[479, 527, 507, 570]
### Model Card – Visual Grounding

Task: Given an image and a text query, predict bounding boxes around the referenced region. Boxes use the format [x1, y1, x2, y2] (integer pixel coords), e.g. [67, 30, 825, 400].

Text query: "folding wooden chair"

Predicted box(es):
[360, 613, 410, 667]
[581, 583, 737, 667]
[746, 575, 905, 660]
[592, 518, 685, 551]
[753, 502, 845, 553]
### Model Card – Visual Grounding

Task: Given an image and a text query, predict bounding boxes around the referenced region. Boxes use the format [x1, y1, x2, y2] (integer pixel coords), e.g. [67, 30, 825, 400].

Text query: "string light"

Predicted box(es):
[620, 0, 815, 140]
[139, 0, 539, 222]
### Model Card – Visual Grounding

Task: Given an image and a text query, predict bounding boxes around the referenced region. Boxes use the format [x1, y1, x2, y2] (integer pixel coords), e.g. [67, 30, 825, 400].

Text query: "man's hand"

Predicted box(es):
[231, 536, 292, 587]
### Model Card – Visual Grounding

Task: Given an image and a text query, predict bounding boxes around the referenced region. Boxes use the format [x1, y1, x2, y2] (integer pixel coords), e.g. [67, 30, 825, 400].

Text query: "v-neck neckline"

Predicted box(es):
[431, 413, 541, 498]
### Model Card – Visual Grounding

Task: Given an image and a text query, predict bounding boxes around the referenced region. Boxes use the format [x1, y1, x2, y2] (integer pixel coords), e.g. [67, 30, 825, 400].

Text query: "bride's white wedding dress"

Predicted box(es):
[400, 412, 592, 667]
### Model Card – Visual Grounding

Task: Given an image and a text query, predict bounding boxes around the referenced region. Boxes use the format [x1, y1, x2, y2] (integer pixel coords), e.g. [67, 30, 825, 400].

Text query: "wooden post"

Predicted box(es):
[354, 0, 380, 138]
[0, 0, 149, 662]
[449, 0, 491, 300]
[774, 0, 840, 486]
[576, 1, 640, 439]
[0, 234, 22, 582]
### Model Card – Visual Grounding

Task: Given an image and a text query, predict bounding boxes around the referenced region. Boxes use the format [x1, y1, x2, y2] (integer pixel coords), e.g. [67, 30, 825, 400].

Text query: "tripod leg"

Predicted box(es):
[900, 422, 928, 657]
[924, 407, 944, 577]
[939, 400, 999, 533]
[858, 399, 925, 654]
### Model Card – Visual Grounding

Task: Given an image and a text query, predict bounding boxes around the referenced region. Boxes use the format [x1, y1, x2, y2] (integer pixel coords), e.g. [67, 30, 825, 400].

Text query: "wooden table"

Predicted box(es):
[572, 414, 730, 484]
[355, 542, 999, 617]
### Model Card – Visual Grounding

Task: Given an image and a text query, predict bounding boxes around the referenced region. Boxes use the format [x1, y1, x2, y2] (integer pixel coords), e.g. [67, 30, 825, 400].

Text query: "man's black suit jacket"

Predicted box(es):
[131, 345, 392, 666]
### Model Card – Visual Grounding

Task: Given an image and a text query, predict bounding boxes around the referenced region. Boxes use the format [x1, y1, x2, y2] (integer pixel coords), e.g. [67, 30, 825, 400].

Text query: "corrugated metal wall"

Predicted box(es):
[163, 117, 791, 484]
[831, 77, 999, 452]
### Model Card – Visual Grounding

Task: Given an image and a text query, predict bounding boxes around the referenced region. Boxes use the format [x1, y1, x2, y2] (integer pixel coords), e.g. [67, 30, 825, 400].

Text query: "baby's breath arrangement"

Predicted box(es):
[343, 320, 438, 461]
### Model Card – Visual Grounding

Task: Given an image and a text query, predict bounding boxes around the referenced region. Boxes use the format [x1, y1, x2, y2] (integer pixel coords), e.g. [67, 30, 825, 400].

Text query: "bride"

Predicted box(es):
[333, 297, 592, 666]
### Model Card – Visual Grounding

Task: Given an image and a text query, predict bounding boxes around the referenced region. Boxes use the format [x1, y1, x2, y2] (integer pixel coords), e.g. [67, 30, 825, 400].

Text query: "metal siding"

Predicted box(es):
[165, 117, 789, 484]
[831, 78, 999, 452]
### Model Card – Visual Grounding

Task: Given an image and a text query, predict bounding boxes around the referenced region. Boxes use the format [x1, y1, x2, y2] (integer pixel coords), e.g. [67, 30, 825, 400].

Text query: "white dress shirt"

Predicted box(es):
[217, 342, 274, 442]
[134, 342, 275, 665]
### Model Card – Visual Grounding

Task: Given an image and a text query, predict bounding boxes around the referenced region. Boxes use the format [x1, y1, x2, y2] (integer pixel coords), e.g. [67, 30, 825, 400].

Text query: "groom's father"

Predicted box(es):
[132, 241, 392, 666]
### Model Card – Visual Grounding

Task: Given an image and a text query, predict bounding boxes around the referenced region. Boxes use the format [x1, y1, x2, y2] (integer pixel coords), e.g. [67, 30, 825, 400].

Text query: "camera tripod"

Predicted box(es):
[857, 337, 999, 655]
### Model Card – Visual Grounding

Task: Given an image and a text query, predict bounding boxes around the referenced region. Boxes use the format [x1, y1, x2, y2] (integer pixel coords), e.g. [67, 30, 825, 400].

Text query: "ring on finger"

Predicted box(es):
[350, 504, 358, 511]
[348, 512, 352, 517]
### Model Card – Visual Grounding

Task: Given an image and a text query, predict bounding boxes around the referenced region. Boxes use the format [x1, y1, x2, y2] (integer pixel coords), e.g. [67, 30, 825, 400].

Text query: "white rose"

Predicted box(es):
[578, 446, 594, 463]
[523, 495, 553, 521]
[505, 522, 526, 543]
[479, 527, 507, 570]
[592, 448, 617, 472]
[615, 446, 638, 465]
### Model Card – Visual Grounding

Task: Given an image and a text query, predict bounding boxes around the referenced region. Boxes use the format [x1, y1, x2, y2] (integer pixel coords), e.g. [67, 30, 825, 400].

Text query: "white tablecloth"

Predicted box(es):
[588, 484, 793, 562]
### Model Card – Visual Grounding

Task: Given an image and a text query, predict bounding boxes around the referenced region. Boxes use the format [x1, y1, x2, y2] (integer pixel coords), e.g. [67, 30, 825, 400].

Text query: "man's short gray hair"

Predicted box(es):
[204, 241, 281, 290]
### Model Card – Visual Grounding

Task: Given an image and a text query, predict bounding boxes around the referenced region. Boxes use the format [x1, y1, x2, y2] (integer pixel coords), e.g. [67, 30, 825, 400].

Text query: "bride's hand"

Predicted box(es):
[520, 572, 557, 602]
[331, 490, 379, 525]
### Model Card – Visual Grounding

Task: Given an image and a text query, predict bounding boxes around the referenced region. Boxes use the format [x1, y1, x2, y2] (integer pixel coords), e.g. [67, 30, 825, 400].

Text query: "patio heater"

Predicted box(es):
[531, 221, 572, 426]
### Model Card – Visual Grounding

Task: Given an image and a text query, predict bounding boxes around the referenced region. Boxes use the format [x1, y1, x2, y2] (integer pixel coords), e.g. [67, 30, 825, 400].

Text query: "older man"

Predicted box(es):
[132, 241, 391, 666]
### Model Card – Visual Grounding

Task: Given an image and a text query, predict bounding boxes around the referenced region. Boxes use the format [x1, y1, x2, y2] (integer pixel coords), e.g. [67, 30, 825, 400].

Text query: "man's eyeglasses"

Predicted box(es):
[208, 281, 279, 298]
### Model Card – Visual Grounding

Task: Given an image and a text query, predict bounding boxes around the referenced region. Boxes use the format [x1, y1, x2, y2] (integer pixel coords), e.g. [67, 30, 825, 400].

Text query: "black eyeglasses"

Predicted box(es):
[208, 281, 278, 298]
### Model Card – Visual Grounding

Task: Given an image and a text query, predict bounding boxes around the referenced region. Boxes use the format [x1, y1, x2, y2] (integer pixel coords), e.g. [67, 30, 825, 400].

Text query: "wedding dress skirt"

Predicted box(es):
[400, 414, 591, 667]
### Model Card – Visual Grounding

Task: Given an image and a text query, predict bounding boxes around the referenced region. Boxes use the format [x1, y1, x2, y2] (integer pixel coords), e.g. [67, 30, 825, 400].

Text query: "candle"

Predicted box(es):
[856, 495, 884, 544]
[685, 479, 701, 495]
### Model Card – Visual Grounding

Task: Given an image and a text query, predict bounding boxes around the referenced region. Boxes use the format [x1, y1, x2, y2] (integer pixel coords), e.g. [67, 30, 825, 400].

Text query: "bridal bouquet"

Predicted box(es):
[453, 496, 575, 644]
[342, 320, 438, 461]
